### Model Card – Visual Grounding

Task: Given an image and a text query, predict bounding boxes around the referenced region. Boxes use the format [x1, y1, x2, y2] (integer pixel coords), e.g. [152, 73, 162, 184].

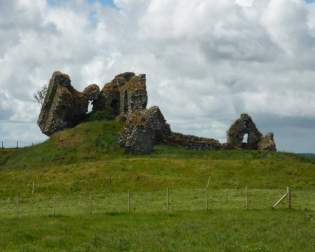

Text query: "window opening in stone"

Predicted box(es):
[243, 133, 249, 144]
[87, 100, 93, 113]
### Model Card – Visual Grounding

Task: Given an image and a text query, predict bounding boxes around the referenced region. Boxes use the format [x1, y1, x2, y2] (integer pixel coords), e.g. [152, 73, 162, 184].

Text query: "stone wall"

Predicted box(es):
[119, 106, 171, 154]
[38, 71, 92, 136]
[94, 72, 147, 117]
[227, 114, 277, 151]
[165, 133, 222, 150]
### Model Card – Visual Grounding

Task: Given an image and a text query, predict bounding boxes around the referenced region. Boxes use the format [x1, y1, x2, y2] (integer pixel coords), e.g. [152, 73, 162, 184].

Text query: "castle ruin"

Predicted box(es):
[38, 71, 277, 154]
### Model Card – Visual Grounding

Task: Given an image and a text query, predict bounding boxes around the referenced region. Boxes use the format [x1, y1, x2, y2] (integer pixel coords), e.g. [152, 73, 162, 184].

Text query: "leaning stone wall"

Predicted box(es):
[38, 71, 90, 136]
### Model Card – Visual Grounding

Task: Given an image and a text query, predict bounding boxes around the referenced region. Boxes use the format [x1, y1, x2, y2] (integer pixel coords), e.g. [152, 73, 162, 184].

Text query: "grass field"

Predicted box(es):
[1, 119, 315, 251]
[2, 210, 315, 252]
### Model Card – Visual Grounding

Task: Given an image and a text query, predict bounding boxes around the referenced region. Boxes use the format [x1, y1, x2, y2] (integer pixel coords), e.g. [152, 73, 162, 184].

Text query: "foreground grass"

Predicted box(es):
[1, 210, 315, 252]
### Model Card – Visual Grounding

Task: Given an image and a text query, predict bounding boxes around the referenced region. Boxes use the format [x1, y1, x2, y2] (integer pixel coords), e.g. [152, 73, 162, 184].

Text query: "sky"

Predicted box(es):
[1, 0, 315, 153]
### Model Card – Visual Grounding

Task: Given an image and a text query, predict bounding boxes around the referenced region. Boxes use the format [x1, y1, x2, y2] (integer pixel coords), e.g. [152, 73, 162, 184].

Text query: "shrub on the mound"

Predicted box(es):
[86, 109, 115, 121]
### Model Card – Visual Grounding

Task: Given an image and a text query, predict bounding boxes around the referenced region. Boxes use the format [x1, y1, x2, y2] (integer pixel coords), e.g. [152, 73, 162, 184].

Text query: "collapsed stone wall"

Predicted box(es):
[38, 71, 277, 154]
[165, 133, 222, 150]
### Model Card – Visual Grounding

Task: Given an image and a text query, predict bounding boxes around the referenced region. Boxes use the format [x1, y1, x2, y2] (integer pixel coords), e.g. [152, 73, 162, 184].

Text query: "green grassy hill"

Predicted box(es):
[1, 119, 315, 197]
[1, 119, 315, 251]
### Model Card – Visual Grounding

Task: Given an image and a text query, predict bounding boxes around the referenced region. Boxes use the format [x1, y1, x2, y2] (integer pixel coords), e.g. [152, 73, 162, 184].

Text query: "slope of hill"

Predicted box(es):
[1, 118, 315, 198]
[1, 118, 315, 251]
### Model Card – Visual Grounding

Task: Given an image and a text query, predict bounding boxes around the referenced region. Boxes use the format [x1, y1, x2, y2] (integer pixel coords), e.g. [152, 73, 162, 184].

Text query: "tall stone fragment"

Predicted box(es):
[227, 114, 263, 149]
[119, 106, 170, 154]
[37, 71, 89, 136]
[93, 72, 147, 117]
[144, 106, 171, 143]
[119, 74, 147, 114]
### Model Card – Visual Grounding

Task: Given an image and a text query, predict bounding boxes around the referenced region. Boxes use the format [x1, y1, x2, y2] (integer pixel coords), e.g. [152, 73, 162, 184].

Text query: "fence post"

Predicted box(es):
[167, 188, 170, 212]
[16, 195, 20, 218]
[32, 181, 35, 195]
[245, 186, 248, 210]
[287, 186, 292, 209]
[16, 141, 19, 149]
[1, 141, 3, 149]
[128, 191, 131, 214]
[52, 196, 56, 217]
[89, 194, 93, 215]
[205, 189, 208, 211]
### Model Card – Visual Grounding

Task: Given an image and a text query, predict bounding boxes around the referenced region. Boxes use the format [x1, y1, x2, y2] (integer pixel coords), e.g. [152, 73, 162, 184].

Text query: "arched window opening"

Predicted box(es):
[87, 100, 93, 113]
[243, 133, 249, 144]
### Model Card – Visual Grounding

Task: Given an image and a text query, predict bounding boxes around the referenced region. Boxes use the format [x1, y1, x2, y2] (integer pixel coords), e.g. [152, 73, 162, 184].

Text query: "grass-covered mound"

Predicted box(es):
[0, 119, 315, 198]
[0, 119, 124, 169]
[1, 119, 315, 251]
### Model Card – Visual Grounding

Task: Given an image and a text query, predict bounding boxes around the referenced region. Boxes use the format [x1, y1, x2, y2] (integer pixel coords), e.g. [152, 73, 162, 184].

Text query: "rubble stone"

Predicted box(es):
[258, 133, 277, 151]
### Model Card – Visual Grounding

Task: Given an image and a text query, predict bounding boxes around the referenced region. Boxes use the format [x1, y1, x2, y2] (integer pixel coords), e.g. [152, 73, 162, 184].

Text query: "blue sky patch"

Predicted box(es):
[86, 0, 115, 6]
[48, 0, 115, 7]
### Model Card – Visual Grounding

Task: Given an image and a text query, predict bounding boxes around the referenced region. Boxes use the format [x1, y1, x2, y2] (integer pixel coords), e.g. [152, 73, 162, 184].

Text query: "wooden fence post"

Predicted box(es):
[52, 196, 56, 217]
[167, 188, 170, 212]
[89, 194, 93, 215]
[1, 141, 3, 149]
[133, 192, 136, 213]
[16, 141, 19, 149]
[16, 196, 20, 218]
[205, 189, 208, 211]
[128, 191, 131, 214]
[287, 186, 292, 209]
[245, 186, 248, 210]
[32, 181, 35, 195]
[273, 187, 290, 209]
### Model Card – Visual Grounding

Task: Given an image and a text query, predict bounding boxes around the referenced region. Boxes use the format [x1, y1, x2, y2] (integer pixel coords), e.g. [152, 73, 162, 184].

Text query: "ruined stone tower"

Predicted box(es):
[38, 71, 148, 136]
[93, 72, 147, 117]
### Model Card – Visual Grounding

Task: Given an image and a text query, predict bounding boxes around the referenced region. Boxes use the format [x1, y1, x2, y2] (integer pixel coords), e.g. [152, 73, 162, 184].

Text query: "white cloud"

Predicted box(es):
[1, 0, 315, 152]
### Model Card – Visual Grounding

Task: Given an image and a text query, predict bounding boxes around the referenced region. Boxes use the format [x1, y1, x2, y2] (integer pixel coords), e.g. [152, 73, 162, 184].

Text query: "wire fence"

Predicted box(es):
[0, 188, 314, 218]
[0, 140, 45, 149]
